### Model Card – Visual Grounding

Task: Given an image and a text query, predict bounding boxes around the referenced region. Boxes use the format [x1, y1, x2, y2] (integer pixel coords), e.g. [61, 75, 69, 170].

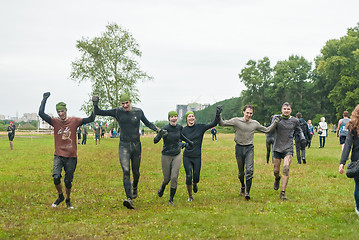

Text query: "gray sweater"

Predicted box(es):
[272, 116, 304, 153]
[219, 116, 279, 145]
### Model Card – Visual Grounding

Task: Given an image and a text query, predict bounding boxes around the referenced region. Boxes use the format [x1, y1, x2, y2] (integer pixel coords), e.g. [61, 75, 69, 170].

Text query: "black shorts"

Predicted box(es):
[340, 135, 346, 145]
[273, 151, 293, 159]
[8, 134, 14, 141]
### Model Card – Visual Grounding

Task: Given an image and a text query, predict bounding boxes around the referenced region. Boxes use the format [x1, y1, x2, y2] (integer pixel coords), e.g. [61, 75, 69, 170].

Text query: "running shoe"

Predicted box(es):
[157, 188, 164, 198]
[356, 207, 359, 217]
[168, 200, 175, 206]
[66, 199, 74, 209]
[245, 193, 251, 201]
[193, 183, 198, 193]
[51, 194, 64, 208]
[240, 187, 245, 196]
[187, 197, 193, 202]
[274, 176, 281, 190]
[132, 187, 138, 199]
[280, 191, 287, 200]
[123, 198, 135, 209]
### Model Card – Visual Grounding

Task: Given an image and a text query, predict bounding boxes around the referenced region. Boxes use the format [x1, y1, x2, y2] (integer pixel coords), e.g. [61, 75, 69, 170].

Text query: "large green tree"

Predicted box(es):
[238, 57, 274, 123]
[315, 23, 359, 119]
[270, 55, 313, 118]
[70, 23, 152, 115]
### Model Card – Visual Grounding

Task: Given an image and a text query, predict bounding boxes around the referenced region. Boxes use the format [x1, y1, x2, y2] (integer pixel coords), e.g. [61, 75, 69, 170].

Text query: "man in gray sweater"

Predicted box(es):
[220, 105, 280, 200]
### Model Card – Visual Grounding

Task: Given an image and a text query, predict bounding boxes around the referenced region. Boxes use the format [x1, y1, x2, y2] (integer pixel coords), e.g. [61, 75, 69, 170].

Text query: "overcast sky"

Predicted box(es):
[1, 0, 358, 121]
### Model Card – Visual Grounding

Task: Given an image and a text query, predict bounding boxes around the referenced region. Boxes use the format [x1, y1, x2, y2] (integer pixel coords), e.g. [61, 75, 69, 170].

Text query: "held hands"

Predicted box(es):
[92, 95, 99, 106]
[158, 129, 168, 137]
[274, 115, 282, 122]
[216, 105, 223, 116]
[43, 92, 50, 99]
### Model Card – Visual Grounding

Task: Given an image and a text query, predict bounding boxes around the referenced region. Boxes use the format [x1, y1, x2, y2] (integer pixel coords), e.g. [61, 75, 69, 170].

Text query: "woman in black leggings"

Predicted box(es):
[154, 111, 192, 205]
[182, 106, 222, 202]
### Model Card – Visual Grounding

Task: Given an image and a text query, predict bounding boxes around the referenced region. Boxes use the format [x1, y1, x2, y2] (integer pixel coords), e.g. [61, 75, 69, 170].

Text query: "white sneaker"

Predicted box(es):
[355, 207, 359, 217]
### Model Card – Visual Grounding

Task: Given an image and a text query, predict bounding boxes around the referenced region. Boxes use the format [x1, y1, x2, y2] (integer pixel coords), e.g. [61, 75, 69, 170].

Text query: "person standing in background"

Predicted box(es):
[81, 125, 88, 145]
[307, 120, 314, 149]
[318, 117, 328, 148]
[77, 127, 81, 144]
[94, 122, 101, 145]
[7, 121, 16, 150]
[211, 127, 217, 141]
[336, 111, 350, 152]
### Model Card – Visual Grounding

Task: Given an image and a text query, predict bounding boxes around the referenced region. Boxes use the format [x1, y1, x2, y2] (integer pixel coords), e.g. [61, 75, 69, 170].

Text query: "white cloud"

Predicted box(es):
[0, 0, 358, 121]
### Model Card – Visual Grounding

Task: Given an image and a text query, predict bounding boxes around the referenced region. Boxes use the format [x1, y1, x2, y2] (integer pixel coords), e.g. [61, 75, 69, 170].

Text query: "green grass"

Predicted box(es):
[0, 132, 358, 239]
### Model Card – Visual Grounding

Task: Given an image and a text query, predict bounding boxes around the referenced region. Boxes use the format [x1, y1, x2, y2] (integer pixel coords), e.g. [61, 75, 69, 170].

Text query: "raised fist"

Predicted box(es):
[92, 95, 99, 105]
[43, 92, 50, 99]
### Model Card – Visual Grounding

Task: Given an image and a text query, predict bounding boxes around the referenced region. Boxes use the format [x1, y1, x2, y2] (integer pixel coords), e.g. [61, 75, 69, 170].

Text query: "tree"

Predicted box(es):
[70, 23, 153, 115]
[271, 55, 313, 118]
[315, 23, 359, 118]
[238, 57, 274, 123]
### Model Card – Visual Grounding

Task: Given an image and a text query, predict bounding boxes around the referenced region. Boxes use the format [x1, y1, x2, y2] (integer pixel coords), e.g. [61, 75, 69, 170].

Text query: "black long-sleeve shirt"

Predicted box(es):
[154, 124, 193, 156]
[182, 115, 220, 158]
[340, 130, 359, 165]
[94, 105, 157, 142]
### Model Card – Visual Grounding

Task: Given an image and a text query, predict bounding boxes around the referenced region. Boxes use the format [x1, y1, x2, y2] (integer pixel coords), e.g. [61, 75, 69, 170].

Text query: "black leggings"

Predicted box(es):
[266, 137, 274, 164]
[118, 141, 141, 199]
[183, 156, 201, 185]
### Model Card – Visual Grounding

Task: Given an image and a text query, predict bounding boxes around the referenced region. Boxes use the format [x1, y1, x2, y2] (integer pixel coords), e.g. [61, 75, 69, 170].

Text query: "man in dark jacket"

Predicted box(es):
[294, 112, 310, 164]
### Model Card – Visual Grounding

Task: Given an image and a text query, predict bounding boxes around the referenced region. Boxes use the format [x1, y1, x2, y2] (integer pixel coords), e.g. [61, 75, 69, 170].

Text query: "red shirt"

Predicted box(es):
[51, 117, 83, 158]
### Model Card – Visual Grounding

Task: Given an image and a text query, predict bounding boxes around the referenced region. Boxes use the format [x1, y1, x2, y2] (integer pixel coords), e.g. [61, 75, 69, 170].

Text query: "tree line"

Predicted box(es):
[70, 23, 359, 127]
[194, 23, 359, 126]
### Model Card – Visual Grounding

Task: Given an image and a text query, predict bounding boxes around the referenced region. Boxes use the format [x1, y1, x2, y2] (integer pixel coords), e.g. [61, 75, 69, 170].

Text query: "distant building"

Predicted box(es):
[0, 115, 5, 120]
[20, 113, 38, 122]
[39, 114, 53, 129]
[176, 103, 210, 119]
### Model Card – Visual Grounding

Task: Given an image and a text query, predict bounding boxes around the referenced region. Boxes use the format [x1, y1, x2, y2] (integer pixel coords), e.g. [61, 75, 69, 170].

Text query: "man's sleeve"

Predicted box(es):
[140, 110, 158, 132]
[81, 112, 95, 125]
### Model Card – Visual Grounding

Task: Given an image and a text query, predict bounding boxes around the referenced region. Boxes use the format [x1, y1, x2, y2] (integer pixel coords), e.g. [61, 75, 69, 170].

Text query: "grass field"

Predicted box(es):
[0, 132, 358, 239]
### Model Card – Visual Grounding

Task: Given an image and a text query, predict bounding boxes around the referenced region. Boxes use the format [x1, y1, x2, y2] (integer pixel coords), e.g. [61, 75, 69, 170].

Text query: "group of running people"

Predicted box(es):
[34, 91, 359, 215]
[36, 91, 311, 210]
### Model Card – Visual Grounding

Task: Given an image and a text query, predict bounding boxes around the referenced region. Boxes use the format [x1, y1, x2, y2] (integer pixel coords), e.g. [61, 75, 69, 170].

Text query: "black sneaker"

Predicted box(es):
[187, 197, 193, 202]
[280, 191, 287, 200]
[132, 187, 138, 199]
[157, 188, 164, 197]
[240, 187, 245, 196]
[245, 193, 250, 201]
[302, 159, 306, 164]
[66, 199, 74, 209]
[168, 200, 175, 206]
[193, 183, 198, 193]
[123, 198, 135, 209]
[274, 177, 281, 191]
[51, 194, 64, 208]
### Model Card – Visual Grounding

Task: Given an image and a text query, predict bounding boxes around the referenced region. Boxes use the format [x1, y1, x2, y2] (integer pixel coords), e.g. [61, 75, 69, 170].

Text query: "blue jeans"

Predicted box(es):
[319, 136, 326, 148]
[212, 134, 217, 141]
[354, 175, 359, 209]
